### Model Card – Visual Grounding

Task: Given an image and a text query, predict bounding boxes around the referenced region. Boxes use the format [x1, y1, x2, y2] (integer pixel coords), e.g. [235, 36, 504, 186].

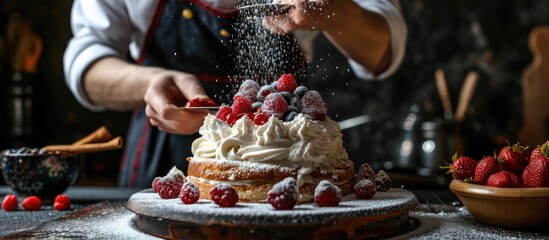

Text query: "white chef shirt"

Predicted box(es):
[64, 0, 407, 111]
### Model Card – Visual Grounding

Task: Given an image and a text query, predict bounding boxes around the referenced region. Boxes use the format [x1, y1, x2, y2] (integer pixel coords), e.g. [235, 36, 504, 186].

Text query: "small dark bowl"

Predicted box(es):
[1, 147, 81, 202]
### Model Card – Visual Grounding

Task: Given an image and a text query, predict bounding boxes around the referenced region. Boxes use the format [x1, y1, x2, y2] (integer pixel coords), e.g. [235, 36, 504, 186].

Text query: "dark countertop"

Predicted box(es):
[1, 186, 548, 239]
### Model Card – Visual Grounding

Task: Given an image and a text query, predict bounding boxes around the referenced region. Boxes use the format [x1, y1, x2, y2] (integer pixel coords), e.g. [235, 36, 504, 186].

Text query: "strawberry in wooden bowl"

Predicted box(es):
[447, 141, 549, 229]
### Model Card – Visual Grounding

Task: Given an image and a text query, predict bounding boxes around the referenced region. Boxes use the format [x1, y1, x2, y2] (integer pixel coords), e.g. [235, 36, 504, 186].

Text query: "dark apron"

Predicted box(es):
[119, 0, 306, 188]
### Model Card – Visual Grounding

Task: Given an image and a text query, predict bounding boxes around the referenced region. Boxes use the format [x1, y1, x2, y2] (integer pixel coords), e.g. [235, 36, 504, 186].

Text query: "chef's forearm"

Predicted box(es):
[82, 57, 158, 111]
[323, 0, 391, 74]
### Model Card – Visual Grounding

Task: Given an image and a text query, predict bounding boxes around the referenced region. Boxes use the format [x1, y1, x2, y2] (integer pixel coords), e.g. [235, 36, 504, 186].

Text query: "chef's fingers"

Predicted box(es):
[147, 105, 206, 134]
[173, 73, 210, 104]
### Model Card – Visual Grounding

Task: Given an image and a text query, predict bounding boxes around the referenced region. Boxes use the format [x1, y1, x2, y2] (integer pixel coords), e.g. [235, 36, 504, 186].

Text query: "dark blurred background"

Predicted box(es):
[1, 0, 548, 187]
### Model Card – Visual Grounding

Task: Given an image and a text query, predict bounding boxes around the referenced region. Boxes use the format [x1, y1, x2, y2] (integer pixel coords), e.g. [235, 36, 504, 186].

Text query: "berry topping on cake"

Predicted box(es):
[210, 183, 239, 207]
[234, 79, 260, 102]
[257, 85, 277, 102]
[186, 98, 218, 107]
[267, 177, 299, 210]
[155, 166, 186, 199]
[54, 194, 72, 211]
[354, 179, 376, 199]
[294, 86, 308, 98]
[217, 74, 329, 126]
[2, 194, 18, 211]
[232, 96, 253, 115]
[261, 93, 288, 119]
[276, 73, 298, 93]
[179, 181, 200, 205]
[22, 196, 42, 211]
[314, 180, 342, 207]
[215, 106, 232, 121]
[300, 91, 327, 121]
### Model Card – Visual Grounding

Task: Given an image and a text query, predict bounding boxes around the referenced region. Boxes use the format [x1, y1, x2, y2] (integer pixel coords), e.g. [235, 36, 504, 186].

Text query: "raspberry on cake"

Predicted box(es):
[186, 74, 355, 203]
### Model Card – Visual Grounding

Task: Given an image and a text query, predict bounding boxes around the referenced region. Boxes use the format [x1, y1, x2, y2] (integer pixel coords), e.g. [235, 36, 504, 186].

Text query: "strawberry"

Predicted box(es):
[529, 141, 549, 163]
[473, 155, 503, 185]
[155, 166, 186, 199]
[186, 98, 218, 107]
[2, 194, 18, 211]
[276, 74, 298, 93]
[486, 171, 514, 188]
[498, 142, 528, 173]
[441, 153, 477, 181]
[522, 143, 549, 187]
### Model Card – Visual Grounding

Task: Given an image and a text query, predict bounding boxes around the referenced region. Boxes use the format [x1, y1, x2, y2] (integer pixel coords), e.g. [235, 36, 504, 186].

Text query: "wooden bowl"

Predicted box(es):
[449, 180, 549, 229]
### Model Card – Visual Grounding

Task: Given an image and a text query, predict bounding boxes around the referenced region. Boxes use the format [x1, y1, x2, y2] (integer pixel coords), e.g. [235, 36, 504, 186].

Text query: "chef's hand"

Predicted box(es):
[262, 0, 335, 35]
[144, 71, 210, 135]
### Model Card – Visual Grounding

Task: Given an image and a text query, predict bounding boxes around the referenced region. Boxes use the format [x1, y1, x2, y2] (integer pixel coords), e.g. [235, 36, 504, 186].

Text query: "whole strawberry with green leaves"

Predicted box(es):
[441, 153, 477, 181]
[522, 142, 549, 188]
[473, 155, 503, 185]
[498, 142, 528, 173]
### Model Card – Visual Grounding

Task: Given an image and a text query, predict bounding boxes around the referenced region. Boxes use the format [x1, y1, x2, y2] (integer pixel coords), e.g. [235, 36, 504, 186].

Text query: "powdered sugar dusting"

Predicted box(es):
[127, 188, 418, 226]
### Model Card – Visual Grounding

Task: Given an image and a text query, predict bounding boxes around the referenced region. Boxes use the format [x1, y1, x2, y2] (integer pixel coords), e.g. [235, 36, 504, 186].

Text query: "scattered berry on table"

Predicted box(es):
[54, 194, 72, 211]
[2, 194, 18, 211]
[267, 177, 299, 210]
[314, 180, 342, 207]
[210, 183, 239, 207]
[22, 196, 42, 211]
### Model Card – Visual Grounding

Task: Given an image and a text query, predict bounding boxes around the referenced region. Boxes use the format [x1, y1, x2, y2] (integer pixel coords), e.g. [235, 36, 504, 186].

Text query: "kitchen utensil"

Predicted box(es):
[238, 3, 294, 17]
[127, 188, 418, 239]
[450, 180, 549, 229]
[519, 25, 549, 148]
[454, 71, 479, 123]
[178, 106, 221, 111]
[434, 69, 453, 120]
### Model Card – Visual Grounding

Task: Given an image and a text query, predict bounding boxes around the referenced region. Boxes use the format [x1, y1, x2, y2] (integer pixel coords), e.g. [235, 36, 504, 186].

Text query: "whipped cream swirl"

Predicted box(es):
[191, 114, 349, 166]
